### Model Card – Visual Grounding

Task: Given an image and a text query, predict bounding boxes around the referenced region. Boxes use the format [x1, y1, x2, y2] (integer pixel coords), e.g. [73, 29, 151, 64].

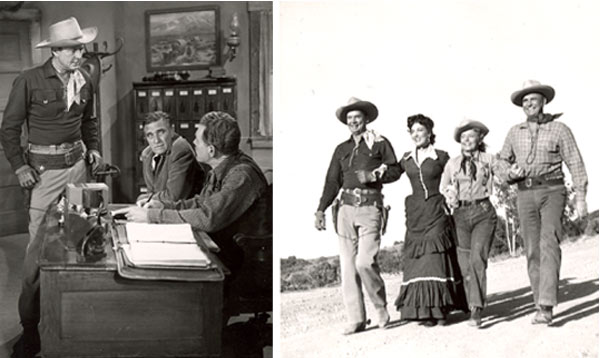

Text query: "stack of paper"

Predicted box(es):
[122, 223, 211, 268]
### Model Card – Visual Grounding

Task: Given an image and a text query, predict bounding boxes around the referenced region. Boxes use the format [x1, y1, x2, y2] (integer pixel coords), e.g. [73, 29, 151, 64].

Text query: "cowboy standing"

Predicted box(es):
[314, 97, 401, 334]
[499, 80, 588, 325]
[0, 17, 102, 357]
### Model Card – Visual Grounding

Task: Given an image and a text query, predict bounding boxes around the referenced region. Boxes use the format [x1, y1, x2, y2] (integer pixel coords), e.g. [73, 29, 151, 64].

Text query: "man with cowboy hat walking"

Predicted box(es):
[499, 80, 588, 325]
[0, 17, 102, 357]
[315, 97, 401, 334]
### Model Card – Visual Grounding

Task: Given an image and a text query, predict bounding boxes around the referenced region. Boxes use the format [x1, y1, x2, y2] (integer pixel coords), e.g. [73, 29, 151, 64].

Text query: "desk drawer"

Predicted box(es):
[40, 270, 223, 357]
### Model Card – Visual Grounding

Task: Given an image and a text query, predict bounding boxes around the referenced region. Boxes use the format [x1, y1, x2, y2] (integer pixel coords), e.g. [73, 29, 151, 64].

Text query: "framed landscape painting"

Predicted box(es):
[145, 6, 221, 71]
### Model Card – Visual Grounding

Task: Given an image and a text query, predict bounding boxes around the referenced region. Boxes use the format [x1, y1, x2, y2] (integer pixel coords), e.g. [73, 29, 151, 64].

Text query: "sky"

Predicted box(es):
[275, 0, 600, 259]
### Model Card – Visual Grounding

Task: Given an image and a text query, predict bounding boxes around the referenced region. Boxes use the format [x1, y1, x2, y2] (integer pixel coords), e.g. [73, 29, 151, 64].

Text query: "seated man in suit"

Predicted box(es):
[118, 111, 270, 274]
[136, 111, 205, 205]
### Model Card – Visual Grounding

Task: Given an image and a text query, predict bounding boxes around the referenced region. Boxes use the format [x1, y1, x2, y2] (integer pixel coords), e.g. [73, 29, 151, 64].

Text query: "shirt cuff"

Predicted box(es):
[147, 209, 161, 223]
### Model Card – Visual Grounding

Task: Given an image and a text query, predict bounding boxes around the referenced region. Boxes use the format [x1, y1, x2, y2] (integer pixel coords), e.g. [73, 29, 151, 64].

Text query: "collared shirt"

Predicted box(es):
[317, 133, 401, 212]
[400, 146, 449, 200]
[0, 58, 98, 172]
[498, 120, 587, 201]
[404, 144, 438, 167]
[441, 151, 501, 201]
[147, 151, 268, 235]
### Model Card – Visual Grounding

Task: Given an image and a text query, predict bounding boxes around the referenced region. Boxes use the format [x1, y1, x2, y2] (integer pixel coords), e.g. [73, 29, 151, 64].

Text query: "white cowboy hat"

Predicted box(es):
[454, 119, 489, 142]
[35, 17, 97, 48]
[510, 80, 555, 106]
[335, 97, 379, 124]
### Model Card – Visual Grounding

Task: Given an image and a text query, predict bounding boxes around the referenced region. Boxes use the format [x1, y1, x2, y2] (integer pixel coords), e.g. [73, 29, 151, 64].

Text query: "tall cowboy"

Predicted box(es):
[0, 17, 102, 357]
[499, 80, 588, 325]
[314, 97, 401, 334]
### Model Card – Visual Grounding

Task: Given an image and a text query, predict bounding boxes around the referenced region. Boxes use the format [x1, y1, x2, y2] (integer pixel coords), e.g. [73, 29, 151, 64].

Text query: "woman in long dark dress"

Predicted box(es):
[394, 114, 468, 326]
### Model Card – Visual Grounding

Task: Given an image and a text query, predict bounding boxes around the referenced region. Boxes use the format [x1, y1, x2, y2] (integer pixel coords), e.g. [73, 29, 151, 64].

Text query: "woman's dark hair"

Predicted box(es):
[407, 114, 436, 145]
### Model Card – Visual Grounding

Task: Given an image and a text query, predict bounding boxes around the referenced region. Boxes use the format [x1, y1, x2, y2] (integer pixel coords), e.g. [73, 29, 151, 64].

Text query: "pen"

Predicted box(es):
[142, 193, 154, 207]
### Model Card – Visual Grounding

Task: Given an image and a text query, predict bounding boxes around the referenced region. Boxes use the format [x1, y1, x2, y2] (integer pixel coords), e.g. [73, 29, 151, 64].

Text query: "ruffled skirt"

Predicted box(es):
[394, 194, 468, 320]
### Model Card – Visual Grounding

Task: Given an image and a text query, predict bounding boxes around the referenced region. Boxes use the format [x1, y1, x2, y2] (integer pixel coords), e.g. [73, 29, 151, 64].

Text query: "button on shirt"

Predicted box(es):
[317, 133, 401, 212]
[498, 120, 587, 201]
[441, 151, 501, 201]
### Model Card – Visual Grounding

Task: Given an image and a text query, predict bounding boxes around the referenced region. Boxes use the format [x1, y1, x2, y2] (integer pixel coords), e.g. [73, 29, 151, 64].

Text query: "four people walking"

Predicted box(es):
[316, 79, 588, 333]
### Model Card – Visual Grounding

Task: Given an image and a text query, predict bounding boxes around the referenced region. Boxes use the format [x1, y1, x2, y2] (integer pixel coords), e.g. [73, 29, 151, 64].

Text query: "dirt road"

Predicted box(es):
[280, 236, 599, 358]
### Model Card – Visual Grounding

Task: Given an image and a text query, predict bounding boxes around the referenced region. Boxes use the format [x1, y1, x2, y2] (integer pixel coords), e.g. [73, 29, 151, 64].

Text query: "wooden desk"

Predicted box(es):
[39, 211, 224, 358]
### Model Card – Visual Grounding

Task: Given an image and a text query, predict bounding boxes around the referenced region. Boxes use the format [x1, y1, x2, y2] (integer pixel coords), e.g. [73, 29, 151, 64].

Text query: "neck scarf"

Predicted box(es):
[66, 70, 86, 110]
[460, 152, 478, 181]
[527, 112, 563, 124]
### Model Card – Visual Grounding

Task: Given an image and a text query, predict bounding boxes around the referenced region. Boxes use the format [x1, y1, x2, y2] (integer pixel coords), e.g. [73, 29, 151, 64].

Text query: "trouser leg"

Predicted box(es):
[19, 160, 87, 327]
[468, 204, 497, 308]
[354, 205, 386, 310]
[517, 190, 542, 305]
[453, 208, 473, 307]
[337, 205, 365, 324]
[538, 187, 566, 307]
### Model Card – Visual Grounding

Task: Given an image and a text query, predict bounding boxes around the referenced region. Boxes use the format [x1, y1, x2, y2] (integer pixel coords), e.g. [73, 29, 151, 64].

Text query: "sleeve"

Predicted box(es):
[490, 152, 509, 183]
[80, 81, 99, 152]
[152, 144, 197, 202]
[440, 158, 453, 194]
[0, 75, 29, 172]
[378, 137, 402, 183]
[147, 166, 263, 232]
[317, 147, 342, 212]
[558, 124, 588, 202]
[497, 127, 516, 184]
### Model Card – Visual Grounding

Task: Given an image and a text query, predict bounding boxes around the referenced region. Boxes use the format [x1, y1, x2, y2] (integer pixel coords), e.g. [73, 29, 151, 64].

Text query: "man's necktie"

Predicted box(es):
[152, 155, 163, 176]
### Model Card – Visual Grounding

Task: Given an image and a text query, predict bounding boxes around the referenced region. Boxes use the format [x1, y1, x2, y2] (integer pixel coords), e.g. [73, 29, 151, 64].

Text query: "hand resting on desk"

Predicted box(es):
[112, 206, 149, 223]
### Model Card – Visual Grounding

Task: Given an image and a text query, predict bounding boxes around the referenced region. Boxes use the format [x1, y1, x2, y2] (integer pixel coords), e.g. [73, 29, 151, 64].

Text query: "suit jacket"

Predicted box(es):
[138, 134, 205, 202]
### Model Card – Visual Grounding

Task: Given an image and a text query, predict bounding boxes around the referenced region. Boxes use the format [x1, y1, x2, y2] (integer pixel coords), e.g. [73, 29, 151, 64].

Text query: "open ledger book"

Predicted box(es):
[122, 222, 211, 268]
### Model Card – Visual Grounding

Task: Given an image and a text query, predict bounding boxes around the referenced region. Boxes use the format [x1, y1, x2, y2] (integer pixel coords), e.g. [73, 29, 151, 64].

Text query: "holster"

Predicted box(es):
[381, 204, 391, 235]
[331, 198, 340, 234]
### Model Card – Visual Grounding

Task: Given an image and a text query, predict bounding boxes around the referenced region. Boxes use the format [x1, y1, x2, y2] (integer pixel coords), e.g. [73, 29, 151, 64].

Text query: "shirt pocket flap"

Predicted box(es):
[31, 90, 58, 105]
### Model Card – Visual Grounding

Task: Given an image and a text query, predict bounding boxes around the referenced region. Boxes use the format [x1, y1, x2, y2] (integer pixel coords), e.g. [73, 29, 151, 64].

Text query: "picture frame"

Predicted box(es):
[145, 6, 221, 72]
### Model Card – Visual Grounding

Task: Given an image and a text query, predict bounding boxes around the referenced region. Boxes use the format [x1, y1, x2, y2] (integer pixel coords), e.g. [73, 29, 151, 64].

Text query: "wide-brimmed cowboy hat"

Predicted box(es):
[454, 119, 489, 142]
[35, 17, 97, 48]
[335, 97, 378, 124]
[510, 80, 555, 106]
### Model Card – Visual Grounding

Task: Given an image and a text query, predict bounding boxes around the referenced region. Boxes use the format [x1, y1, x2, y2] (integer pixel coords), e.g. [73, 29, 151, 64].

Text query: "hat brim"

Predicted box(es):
[336, 101, 378, 124]
[35, 26, 98, 48]
[510, 85, 555, 106]
[454, 121, 489, 142]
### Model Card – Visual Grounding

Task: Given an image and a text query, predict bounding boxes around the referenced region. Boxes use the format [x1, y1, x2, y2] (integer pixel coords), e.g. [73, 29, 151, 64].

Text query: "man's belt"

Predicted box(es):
[341, 188, 383, 207]
[28, 140, 84, 172]
[517, 175, 564, 191]
[458, 198, 490, 207]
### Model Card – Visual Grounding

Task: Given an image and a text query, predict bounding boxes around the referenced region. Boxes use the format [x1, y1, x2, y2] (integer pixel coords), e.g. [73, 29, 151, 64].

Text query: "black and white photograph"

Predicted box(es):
[278, 1, 598, 357]
[0, 2, 272, 358]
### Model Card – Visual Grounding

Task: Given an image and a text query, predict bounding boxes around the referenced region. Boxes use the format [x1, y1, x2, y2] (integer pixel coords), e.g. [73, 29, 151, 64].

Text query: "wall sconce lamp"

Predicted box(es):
[225, 13, 240, 62]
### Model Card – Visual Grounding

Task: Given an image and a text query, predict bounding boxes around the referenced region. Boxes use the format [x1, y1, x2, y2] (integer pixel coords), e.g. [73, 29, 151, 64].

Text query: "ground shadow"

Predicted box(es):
[480, 277, 598, 329]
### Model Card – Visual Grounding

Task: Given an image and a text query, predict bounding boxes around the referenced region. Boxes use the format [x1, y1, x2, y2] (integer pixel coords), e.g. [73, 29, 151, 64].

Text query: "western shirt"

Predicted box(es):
[441, 151, 502, 201]
[147, 151, 268, 235]
[317, 133, 400, 212]
[0, 58, 98, 172]
[498, 120, 587, 201]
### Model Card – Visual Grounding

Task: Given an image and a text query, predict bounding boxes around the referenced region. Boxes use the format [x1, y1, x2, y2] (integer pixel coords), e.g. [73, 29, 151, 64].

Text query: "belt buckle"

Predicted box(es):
[525, 178, 533, 188]
[352, 188, 364, 206]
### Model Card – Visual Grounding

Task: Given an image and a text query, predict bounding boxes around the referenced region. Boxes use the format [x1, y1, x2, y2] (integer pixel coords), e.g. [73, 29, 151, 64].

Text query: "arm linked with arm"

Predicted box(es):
[0, 76, 29, 172]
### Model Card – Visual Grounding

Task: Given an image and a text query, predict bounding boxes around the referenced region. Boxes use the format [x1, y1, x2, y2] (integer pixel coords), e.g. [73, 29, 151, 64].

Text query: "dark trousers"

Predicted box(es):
[453, 199, 497, 309]
[517, 185, 566, 307]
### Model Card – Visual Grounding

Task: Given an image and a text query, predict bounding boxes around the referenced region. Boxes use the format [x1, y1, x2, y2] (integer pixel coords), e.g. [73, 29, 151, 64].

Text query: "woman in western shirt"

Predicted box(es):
[441, 119, 502, 328]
